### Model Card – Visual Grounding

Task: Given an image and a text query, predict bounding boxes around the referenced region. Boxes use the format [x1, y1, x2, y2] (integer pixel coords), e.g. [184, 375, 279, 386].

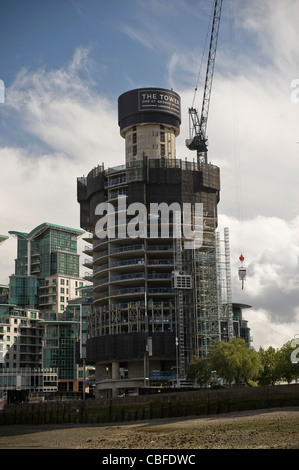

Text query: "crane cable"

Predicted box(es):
[229, 0, 246, 267]
[191, 2, 214, 109]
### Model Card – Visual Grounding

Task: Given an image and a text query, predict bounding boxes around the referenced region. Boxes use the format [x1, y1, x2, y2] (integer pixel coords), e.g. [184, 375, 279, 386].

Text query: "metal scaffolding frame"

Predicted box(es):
[192, 210, 221, 358]
[217, 227, 234, 342]
[224, 227, 234, 341]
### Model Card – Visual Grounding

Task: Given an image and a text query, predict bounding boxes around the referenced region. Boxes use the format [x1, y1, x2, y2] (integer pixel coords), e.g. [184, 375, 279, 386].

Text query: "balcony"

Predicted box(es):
[105, 173, 126, 189]
[110, 272, 145, 283]
[110, 258, 144, 269]
[108, 189, 128, 201]
[83, 258, 93, 269]
[93, 278, 109, 288]
[147, 259, 173, 267]
[147, 244, 173, 253]
[83, 245, 93, 255]
[147, 287, 174, 295]
[93, 263, 109, 276]
[110, 287, 145, 297]
[93, 249, 108, 262]
[83, 271, 93, 282]
[147, 273, 171, 281]
[110, 243, 144, 255]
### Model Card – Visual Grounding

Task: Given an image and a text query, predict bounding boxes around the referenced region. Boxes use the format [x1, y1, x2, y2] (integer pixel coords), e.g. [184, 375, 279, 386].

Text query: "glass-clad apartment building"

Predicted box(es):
[9, 223, 85, 315]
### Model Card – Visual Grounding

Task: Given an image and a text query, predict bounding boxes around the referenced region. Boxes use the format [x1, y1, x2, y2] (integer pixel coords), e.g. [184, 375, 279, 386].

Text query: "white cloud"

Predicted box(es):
[241, 0, 299, 72]
[175, 48, 299, 221]
[120, 24, 155, 51]
[6, 48, 122, 163]
[0, 48, 124, 284]
[1, 0, 299, 353]
[247, 308, 299, 351]
[218, 213, 299, 350]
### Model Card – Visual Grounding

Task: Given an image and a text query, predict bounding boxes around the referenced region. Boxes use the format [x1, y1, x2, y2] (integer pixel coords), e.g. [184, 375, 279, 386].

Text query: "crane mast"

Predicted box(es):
[186, 0, 223, 167]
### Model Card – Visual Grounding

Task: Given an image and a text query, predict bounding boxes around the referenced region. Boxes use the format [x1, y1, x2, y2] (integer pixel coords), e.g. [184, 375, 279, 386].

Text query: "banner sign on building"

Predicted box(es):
[138, 89, 181, 119]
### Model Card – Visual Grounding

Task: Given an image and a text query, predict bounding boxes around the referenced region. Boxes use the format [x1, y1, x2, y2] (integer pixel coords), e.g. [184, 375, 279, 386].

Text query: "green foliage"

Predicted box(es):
[187, 338, 261, 386]
[187, 356, 211, 386]
[257, 346, 280, 386]
[208, 337, 260, 385]
[256, 341, 299, 385]
[275, 341, 299, 384]
[187, 337, 299, 388]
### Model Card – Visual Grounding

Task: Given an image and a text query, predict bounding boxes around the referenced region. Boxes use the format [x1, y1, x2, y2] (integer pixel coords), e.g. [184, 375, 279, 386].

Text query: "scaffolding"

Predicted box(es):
[87, 301, 175, 338]
[192, 210, 221, 358]
[217, 227, 234, 341]
[224, 227, 234, 340]
[172, 208, 227, 374]
[172, 212, 186, 380]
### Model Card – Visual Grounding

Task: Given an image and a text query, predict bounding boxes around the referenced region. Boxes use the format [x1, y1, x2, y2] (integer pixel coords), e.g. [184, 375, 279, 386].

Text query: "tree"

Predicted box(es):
[208, 337, 261, 386]
[257, 346, 280, 386]
[276, 341, 299, 384]
[187, 356, 212, 387]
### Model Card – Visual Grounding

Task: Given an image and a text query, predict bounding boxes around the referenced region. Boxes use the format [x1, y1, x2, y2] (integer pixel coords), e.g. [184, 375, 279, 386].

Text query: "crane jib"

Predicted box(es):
[186, 0, 223, 167]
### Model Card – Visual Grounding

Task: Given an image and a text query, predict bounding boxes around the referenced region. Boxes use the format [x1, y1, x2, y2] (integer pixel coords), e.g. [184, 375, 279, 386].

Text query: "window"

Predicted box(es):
[60, 296, 65, 302]
[60, 279, 65, 285]
[60, 288, 65, 294]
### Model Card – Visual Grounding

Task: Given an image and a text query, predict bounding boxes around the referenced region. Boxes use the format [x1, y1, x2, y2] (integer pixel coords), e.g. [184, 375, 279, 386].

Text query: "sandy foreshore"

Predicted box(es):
[0, 407, 298, 449]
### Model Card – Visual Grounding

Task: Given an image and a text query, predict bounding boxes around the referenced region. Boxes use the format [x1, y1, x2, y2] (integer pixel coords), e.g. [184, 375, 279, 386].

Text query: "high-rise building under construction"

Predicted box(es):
[77, 87, 228, 398]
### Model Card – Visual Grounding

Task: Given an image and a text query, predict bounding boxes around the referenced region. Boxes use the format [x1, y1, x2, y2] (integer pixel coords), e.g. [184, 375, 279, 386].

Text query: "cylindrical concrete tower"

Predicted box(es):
[77, 87, 221, 398]
[118, 88, 181, 165]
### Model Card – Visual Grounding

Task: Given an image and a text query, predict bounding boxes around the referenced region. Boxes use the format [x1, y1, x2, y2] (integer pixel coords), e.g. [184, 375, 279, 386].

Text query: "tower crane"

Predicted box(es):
[186, 0, 223, 167]
[187, 0, 246, 289]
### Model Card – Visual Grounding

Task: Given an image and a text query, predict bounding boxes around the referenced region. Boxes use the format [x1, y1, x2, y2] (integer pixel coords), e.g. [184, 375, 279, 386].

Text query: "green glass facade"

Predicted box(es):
[50, 250, 79, 277]
[42, 321, 79, 380]
[9, 224, 84, 310]
[9, 276, 39, 309]
[14, 227, 80, 278]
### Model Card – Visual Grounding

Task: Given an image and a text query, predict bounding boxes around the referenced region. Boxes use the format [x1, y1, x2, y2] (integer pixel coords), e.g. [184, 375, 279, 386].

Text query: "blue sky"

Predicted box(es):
[0, 0, 299, 350]
[0, 0, 211, 94]
[0, 0, 259, 98]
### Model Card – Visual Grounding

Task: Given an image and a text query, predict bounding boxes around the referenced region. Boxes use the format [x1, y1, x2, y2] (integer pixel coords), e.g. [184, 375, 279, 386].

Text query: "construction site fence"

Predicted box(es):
[0, 384, 298, 426]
